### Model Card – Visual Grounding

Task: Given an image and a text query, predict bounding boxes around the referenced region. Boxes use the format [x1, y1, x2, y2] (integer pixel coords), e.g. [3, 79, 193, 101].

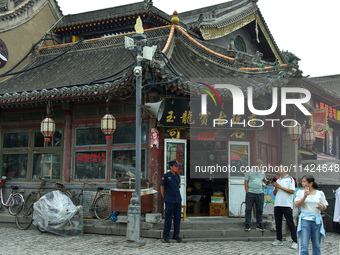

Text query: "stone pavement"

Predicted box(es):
[0, 228, 339, 255]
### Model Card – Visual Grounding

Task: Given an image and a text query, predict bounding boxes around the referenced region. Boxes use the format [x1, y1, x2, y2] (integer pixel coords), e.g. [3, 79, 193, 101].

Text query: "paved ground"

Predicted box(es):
[0, 228, 339, 255]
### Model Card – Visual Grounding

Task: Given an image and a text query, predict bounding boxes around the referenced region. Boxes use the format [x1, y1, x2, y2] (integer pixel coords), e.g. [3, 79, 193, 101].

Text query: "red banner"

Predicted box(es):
[312, 108, 328, 133]
[198, 132, 215, 140]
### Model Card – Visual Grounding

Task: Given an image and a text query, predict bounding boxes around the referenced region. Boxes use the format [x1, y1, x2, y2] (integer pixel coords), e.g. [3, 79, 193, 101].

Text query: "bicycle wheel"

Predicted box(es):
[61, 190, 73, 200]
[15, 192, 37, 230]
[71, 194, 83, 206]
[94, 194, 111, 220]
[8, 193, 24, 215]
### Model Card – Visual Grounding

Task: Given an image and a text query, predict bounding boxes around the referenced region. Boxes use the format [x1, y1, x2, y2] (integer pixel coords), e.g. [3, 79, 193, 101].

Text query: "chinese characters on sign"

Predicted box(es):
[158, 99, 264, 129]
[76, 152, 106, 164]
[311, 108, 328, 134]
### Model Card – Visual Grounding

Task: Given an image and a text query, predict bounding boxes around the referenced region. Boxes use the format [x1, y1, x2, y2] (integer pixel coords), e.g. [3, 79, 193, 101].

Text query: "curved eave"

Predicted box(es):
[0, 24, 299, 106]
[54, 2, 174, 33]
[300, 79, 340, 107]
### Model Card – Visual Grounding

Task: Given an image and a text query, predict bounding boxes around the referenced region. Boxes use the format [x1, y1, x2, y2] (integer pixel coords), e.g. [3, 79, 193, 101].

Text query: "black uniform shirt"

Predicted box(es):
[161, 171, 182, 203]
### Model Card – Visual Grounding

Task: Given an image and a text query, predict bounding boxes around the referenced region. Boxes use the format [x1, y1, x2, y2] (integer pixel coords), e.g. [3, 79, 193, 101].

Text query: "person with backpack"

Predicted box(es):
[271, 165, 298, 250]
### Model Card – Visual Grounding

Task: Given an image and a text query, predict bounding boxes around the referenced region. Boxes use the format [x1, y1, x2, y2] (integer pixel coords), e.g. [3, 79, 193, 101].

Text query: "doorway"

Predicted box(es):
[186, 140, 228, 216]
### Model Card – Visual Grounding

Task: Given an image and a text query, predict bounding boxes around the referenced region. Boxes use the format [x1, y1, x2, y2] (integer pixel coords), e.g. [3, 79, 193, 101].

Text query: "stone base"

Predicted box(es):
[124, 239, 146, 247]
[145, 213, 162, 223]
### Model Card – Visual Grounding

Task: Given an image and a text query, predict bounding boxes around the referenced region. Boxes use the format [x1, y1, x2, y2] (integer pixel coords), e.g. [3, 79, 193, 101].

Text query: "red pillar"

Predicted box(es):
[63, 109, 72, 182]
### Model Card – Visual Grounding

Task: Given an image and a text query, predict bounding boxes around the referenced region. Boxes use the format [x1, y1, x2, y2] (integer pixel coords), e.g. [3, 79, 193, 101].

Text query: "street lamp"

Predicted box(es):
[124, 16, 164, 247]
[125, 17, 149, 247]
[287, 121, 301, 181]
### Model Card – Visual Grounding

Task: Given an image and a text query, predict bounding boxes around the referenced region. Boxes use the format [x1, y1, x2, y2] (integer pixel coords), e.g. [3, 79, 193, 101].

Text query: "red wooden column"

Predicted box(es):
[62, 109, 73, 182]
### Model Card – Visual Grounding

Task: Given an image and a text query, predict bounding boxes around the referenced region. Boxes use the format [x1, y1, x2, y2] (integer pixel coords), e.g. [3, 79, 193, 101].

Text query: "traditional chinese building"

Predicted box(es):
[1, 0, 326, 218]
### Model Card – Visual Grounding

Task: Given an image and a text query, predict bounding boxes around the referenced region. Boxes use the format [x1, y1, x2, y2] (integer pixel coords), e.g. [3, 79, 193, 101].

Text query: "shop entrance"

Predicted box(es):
[186, 140, 228, 217]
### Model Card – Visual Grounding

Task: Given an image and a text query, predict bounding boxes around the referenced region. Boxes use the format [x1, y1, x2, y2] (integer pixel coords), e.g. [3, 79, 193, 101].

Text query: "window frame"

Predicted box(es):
[234, 35, 246, 53]
[111, 148, 147, 180]
[2, 131, 30, 149]
[74, 126, 107, 147]
[1, 152, 29, 180]
[31, 151, 63, 180]
[73, 149, 107, 181]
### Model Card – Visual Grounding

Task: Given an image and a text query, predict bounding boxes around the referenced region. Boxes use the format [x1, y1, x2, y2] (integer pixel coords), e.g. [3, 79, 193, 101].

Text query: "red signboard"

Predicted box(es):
[197, 132, 215, 140]
[312, 108, 328, 133]
[315, 102, 340, 121]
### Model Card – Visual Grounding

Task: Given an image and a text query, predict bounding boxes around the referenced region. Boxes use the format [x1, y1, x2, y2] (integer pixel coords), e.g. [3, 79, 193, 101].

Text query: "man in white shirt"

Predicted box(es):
[271, 165, 298, 250]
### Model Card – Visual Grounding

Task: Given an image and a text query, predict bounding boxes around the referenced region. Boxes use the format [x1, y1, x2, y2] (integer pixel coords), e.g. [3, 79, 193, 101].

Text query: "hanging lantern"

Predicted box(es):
[41, 117, 55, 142]
[101, 96, 116, 140]
[101, 114, 116, 140]
[41, 102, 55, 142]
[302, 127, 315, 150]
[287, 122, 301, 144]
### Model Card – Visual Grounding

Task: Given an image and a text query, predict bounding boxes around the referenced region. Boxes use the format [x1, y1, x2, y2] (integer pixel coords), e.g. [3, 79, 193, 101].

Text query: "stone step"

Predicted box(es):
[0, 212, 278, 241]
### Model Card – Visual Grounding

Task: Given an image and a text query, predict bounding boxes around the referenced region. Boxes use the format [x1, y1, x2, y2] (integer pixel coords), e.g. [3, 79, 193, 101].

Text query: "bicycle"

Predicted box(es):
[71, 182, 111, 220]
[15, 177, 72, 230]
[0, 177, 24, 215]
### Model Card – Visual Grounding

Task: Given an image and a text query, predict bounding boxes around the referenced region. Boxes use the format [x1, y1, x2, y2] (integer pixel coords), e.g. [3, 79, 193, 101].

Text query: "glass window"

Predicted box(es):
[228, 142, 249, 177]
[32, 153, 61, 180]
[34, 131, 63, 147]
[75, 127, 106, 146]
[2, 154, 28, 179]
[111, 149, 146, 179]
[234, 36, 246, 53]
[74, 151, 106, 180]
[3, 132, 29, 148]
[112, 124, 147, 145]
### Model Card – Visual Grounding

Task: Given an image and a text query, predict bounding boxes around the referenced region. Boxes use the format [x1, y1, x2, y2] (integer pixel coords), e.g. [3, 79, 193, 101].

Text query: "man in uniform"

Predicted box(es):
[161, 160, 182, 243]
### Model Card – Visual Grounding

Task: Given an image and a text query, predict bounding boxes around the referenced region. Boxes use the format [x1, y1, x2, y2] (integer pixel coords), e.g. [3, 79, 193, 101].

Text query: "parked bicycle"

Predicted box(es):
[15, 177, 72, 230]
[71, 182, 112, 220]
[0, 177, 24, 215]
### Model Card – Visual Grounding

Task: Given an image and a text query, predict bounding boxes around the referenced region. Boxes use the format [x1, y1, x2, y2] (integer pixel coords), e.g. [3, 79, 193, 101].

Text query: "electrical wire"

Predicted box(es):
[0, 39, 84, 77]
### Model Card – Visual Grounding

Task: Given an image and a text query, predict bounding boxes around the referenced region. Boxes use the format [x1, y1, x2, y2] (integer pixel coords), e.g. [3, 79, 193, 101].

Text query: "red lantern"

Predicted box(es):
[41, 117, 55, 142]
[101, 114, 116, 140]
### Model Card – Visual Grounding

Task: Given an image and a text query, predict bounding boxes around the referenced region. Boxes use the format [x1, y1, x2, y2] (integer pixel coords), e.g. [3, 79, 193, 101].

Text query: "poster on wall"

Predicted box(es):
[311, 108, 328, 133]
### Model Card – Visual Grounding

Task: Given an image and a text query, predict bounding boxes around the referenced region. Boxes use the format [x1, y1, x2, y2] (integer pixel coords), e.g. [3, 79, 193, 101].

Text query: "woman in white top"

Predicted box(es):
[295, 175, 328, 255]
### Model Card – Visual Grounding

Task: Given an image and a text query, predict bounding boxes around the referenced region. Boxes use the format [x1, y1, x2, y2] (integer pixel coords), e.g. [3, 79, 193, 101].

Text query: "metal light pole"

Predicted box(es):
[125, 17, 146, 247]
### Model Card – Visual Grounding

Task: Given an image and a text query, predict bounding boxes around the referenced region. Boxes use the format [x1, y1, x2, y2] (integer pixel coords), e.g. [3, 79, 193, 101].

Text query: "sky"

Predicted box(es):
[56, 0, 340, 78]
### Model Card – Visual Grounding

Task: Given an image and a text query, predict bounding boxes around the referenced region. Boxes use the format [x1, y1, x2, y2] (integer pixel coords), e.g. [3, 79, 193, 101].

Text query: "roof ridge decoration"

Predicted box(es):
[199, 9, 284, 65]
[199, 4, 257, 39]
[144, 0, 152, 11]
[38, 25, 172, 56]
[164, 25, 290, 72]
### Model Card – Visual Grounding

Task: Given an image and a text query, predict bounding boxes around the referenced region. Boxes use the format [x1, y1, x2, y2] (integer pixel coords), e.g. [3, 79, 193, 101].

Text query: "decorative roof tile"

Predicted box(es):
[0, 25, 299, 106]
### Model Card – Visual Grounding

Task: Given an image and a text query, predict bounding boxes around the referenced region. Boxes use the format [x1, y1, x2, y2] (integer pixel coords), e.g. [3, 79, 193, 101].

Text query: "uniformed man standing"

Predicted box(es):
[161, 160, 182, 243]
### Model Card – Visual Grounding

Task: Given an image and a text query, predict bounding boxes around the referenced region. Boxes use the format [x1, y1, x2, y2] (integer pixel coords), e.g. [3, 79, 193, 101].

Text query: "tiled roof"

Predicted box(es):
[55, 1, 172, 29]
[301, 75, 340, 104]
[309, 75, 340, 96]
[0, 25, 300, 106]
[179, 0, 257, 30]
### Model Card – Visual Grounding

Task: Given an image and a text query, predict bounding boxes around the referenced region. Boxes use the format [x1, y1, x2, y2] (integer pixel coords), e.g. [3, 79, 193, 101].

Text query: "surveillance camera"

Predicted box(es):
[134, 66, 142, 77]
